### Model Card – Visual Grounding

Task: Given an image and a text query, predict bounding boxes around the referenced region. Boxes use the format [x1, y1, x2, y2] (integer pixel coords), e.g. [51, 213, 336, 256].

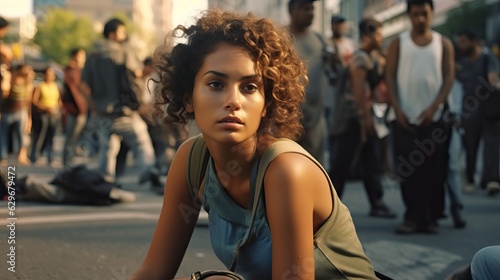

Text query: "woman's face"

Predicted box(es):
[371, 27, 383, 50]
[19, 65, 31, 76]
[188, 43, 266, 145]
[75, 50, 86, 68]
[45, 68, 56, 82]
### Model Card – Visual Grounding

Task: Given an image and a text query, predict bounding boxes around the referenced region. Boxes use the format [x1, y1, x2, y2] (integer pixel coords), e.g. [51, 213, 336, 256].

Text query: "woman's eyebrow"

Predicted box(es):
[204, 70, 228, 78]
[204, 70, 259, 81]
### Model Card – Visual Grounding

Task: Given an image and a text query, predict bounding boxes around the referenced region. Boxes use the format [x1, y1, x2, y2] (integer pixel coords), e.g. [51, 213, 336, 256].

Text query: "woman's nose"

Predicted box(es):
[224, 86, 241, 110]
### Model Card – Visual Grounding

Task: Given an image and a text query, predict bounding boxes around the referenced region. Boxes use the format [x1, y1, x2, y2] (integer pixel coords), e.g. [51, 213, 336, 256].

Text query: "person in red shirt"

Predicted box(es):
[62, 48, 87, 166]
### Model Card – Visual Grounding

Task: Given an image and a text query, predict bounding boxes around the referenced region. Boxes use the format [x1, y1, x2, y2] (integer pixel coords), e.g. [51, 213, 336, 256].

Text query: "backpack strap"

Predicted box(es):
[314, 32, 344, 86]
[186, 134, 210, 206]
[230, 138, 312, 271]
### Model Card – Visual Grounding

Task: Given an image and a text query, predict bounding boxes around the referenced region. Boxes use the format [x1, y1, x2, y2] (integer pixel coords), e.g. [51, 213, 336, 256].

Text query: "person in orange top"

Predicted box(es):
[0, 64, 34, 165]
[31, 67, 62, 167]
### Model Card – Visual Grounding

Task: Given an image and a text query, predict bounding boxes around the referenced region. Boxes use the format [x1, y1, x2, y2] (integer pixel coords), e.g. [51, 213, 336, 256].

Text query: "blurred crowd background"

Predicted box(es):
[1, 1, 499, 76]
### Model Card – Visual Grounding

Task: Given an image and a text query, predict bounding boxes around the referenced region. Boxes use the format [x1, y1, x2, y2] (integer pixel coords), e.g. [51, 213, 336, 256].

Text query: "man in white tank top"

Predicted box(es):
[385, 0, 455, 234]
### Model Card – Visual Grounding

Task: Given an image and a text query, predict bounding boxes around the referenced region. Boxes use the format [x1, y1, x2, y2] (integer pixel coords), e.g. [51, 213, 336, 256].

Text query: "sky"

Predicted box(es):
[0, 0, 33, 17]
[172, 0, 208, 28]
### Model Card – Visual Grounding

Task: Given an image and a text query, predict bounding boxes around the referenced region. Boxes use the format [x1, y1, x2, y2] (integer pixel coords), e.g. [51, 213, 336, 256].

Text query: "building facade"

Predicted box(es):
[64, 0, 172, 58]
[207, 0, 330, 34]
[363, 0, 500, 45]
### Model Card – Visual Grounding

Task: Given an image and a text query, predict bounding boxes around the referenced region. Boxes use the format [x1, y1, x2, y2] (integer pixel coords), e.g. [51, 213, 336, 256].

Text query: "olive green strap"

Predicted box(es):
[186, 134, 209, 206]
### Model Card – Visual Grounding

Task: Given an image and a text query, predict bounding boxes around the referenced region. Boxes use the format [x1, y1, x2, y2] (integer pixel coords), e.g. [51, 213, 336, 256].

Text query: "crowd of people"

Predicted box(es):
[1, 0, 500, 278]
[286, 0, 500, 235]
[0, 16, 181, 193]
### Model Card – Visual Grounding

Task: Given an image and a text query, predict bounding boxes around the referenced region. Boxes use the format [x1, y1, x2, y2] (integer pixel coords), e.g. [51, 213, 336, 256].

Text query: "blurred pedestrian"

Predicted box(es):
[288, 0, 328, 165]
[455, 29, 500, 196]
[62, 48, 88, 166]
[445, 78, 467, 228]
[326, 14, 356, 161]
[1, 16, 13, 105]
[329, 18, 396, 218]
[330, 15, 356, 67]
[115, 56, 180, 193]
[139, 56, 182, 191]
[386, 0, 455, 234]
[81, 18, 154, 183]
[31, 67, 63, 167]
[0, 64, 33, 165]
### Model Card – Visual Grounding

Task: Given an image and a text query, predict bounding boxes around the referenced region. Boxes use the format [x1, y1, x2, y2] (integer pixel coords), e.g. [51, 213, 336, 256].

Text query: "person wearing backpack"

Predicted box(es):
[455, 29, 500, 196]
[130, 8, 379, 280]
[287, 0, 329, 166]
[328, 18, 396, 219]
[81, 18, 154, 183]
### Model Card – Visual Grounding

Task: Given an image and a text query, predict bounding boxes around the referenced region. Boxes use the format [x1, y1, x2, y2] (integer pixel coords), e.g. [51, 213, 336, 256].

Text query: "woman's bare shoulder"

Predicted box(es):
[165, 135, 200, 178]
[265, 151, 320, 180]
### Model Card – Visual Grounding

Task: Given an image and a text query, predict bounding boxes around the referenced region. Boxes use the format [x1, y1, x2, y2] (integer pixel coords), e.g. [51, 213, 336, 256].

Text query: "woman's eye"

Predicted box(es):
[242, 84, 258, 92]
[208, 81, 223, 89]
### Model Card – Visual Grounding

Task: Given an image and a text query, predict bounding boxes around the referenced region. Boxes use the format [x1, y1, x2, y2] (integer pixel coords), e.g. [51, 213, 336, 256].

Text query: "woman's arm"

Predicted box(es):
[264, 153, 332, 280]
[1, 68, 11, 98]
[130, 137, 201, 280]
[350, 62, 373, 143]
[25, 83, 34, 133]
[25, 81, 33, 107]
[31, 86, 41, 109]
[57, 87, 63, 113]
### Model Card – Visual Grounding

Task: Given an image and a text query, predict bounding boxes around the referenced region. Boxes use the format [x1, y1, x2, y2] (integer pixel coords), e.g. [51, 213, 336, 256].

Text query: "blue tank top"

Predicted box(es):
[202, 158, 272, 279]
[188, 136, 377, 280]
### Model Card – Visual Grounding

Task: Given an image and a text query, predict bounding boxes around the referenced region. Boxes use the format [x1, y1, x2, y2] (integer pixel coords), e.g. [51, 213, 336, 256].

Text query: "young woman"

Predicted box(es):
[131, 9, 376, 280]
[0, 64, 34, 165]
[31, 66, 62, 167]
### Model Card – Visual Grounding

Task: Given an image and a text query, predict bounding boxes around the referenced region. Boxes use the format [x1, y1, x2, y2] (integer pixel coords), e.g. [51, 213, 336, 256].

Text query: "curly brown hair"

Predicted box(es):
[153, 9, 307, 140]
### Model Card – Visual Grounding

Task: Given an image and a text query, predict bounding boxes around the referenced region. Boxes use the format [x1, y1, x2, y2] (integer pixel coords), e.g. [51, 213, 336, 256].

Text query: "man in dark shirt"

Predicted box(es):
[81, 18, 154, 183]
[456, 29, 500, 196]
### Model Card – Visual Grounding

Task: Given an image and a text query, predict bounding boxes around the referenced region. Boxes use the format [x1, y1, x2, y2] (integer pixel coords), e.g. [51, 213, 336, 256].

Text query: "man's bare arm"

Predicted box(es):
[432, 37, 455, 110]
[385, 38, 400, 112]
[80, 82, 95, 113]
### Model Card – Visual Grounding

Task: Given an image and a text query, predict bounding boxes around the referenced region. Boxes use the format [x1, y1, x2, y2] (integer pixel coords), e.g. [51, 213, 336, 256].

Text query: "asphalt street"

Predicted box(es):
[1, 136, 499, 280]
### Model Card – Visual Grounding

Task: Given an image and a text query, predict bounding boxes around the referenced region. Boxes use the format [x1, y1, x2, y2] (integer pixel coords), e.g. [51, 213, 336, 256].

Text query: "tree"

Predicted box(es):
[33, 8, 98, 65]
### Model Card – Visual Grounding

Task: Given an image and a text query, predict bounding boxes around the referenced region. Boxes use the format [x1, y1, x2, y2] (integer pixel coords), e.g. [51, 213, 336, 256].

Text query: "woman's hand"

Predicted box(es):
[48, 108, 58, 116]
